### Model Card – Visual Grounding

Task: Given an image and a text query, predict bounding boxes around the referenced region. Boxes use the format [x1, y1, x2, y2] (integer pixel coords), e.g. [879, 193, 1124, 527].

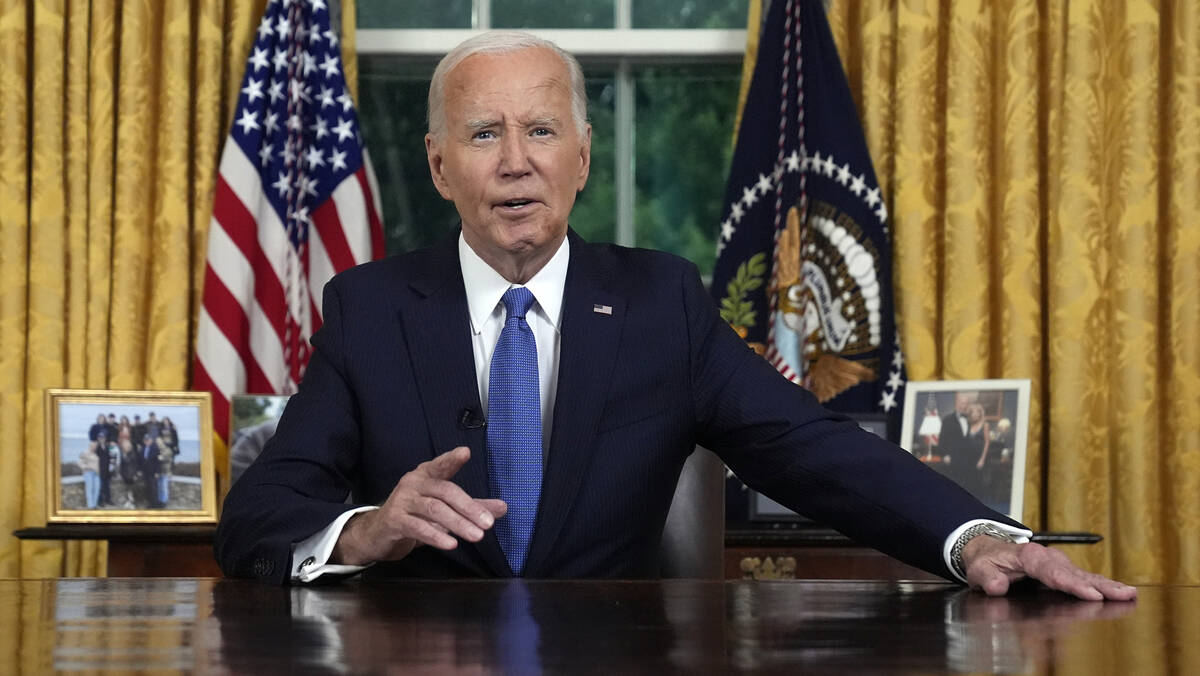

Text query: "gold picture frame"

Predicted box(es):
[45, 389, 218, 524]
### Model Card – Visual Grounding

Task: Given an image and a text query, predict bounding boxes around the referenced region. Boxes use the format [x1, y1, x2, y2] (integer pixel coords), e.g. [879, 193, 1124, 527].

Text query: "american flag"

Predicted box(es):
[194, 0, 384, 441]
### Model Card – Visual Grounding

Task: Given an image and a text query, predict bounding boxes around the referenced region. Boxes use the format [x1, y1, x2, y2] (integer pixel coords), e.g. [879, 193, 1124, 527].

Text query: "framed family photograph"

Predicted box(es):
[44, 389, 218, 524]
[899, 380, 1031, 522]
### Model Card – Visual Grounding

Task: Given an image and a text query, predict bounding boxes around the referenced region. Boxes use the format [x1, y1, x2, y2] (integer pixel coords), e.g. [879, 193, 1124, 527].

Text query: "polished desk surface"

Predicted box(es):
[0, 577, 1191, 674]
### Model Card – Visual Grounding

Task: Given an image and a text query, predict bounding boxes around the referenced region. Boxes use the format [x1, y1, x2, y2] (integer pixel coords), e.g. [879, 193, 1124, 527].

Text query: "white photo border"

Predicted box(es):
[899, 379, 1031, 522]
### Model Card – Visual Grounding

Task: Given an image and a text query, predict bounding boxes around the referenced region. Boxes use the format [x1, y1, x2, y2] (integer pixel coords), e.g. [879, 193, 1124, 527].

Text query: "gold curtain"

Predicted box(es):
[827, 0, 1199, 585]
[0, 0, 286, 581]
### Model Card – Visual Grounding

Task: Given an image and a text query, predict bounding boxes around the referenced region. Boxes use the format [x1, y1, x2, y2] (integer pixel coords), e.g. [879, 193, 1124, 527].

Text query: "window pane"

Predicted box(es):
[356, 57, 616, 255]
[569, 68, 616, 244]
[492, 0, 615, 28]
[357, 0, 472, 28]
[357, 57, 459, 254]
[632, 0, 746, 28]
[634, 64, 741, 275]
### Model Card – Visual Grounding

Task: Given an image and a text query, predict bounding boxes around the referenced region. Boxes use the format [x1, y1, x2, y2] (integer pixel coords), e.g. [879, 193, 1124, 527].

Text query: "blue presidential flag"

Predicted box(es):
[712, 0, 906, 439]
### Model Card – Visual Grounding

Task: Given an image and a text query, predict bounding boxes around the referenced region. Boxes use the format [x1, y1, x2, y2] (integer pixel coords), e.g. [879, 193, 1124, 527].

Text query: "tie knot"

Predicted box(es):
[502, 287, 536, 319]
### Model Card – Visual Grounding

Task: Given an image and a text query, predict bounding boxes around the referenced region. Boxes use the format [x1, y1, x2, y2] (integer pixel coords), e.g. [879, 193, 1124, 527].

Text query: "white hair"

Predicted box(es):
[427, 31, 588, 139]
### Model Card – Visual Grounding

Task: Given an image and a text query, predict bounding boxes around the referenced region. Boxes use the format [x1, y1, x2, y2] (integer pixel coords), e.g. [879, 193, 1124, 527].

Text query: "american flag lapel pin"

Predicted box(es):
[593, 303, 613, 315]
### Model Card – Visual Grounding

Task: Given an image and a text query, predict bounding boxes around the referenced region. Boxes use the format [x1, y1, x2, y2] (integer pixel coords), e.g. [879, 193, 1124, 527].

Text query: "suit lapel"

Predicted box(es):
[523, 235, 627, 576]
[398, 236, 511, 577]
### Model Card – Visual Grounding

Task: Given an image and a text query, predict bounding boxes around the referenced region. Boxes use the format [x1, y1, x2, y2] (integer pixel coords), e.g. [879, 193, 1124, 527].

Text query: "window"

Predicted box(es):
[356, 0, 745, 276]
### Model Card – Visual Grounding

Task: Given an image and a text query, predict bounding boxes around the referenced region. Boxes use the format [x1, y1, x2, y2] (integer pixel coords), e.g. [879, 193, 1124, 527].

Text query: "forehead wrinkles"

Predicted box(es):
[447, 75, 570, 124]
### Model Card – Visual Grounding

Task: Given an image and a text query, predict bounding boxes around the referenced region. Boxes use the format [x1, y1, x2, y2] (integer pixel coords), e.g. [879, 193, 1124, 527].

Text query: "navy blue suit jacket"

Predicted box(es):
[215, 231, 1022, 584]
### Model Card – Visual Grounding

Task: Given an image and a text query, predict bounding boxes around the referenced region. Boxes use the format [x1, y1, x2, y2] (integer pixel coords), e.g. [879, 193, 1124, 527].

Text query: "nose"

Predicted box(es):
[497, 131, 532, 178]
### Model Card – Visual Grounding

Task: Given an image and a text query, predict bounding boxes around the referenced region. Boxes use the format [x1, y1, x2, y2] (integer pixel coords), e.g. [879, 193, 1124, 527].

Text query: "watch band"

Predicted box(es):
[951, 523, 1018, 579]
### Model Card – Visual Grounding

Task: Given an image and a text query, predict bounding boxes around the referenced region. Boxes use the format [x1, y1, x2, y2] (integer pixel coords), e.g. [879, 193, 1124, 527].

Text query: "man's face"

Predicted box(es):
[954, 393, 972, 414]
[426, 47, 591, 274]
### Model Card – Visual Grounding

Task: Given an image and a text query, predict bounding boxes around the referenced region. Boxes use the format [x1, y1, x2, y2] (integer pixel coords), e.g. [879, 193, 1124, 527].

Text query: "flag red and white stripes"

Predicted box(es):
[195, 0, 384, 441]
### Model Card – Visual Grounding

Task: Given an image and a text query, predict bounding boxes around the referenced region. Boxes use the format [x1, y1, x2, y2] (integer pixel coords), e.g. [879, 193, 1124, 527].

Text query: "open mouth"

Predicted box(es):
[499, 198, 535, 208]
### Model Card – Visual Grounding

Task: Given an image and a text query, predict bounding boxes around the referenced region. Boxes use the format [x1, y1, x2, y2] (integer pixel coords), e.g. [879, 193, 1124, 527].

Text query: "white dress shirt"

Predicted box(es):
[292, 234, 568, 582]
[289, 233, 1029, 583]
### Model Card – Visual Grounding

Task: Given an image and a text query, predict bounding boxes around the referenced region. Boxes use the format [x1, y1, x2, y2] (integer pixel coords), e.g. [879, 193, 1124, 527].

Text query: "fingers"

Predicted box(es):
[424, 446, 472, 480]
[375, 448, 504, 554]
[1017, 544, 1138, 601]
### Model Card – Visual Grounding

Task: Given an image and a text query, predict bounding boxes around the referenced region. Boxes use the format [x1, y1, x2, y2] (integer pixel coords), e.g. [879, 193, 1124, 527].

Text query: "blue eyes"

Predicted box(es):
[472, 128, 553, 141]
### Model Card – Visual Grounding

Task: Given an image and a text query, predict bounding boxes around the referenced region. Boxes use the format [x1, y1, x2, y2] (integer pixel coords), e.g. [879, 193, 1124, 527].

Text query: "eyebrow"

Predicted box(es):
[463, 116, 561, 131]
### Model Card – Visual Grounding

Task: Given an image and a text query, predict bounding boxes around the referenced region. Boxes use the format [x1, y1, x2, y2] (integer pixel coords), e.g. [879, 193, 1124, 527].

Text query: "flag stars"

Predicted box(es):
[248, 47, 269, 72]
[755, 172, 773, 196]
[337, 89, 353, 112]
[242, 77, 264, 103]
[730, 201, 745, 223]
[880, 390, 897, 412]
[875, 202, 888, 223]
[849, 173, 866, 196]
[258, 143, 274, 166]
[272, 171, 292, 197]
[313, 116, 329, 139]
[257, 20, 274, 40]
[822, 155, 837, 177]
[332, 117, 355, 142]
[785, 149, 801, 172]
[720, 218, 735, 242]
[886, 370, 904, 390]
[330, 149, 348, 171]
[305, 147, 324, 170]
[268, 80, 285, 104]
[741, 185, 759, 207]
[273, 50, 290, 72]
[302, 51, 317, 77]
[320, 54, 340, 79]
[324, 29, 338, 47]
[235, 108, 260, 135]
[287, 113, 303, 132]
[837, 163, 852, 186]
[318, 86, 335, 108]
[275, 16, 289, 39]
[311, 0, 327, 11]
[865, 186, 881, 208]
[264, 112, 280, 135]
[300, 175, 319, 197]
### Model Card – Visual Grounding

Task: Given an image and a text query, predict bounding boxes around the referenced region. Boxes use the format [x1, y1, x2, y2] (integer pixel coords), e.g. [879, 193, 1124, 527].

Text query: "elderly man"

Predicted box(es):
[216, 32, 1133, 602]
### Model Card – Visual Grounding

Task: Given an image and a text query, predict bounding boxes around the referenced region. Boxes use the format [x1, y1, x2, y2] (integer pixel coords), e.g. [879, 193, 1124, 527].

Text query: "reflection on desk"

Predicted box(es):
[0, 578, 1190, 674]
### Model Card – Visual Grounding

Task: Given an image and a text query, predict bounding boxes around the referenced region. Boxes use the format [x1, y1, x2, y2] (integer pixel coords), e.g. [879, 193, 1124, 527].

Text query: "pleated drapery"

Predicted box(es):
[826, 0, 1198, 586]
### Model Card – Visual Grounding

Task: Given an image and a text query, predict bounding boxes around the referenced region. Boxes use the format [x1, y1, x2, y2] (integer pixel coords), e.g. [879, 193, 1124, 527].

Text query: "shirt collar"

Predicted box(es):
[458, 231, 569, 334]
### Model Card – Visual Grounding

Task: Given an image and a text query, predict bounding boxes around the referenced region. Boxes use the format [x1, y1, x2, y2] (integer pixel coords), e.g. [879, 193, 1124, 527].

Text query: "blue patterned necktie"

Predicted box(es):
[488, 287, 543, 575]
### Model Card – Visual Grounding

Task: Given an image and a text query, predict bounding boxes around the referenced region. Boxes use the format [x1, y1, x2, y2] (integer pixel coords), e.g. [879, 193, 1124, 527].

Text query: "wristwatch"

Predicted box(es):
[951, 523, 1018, 579]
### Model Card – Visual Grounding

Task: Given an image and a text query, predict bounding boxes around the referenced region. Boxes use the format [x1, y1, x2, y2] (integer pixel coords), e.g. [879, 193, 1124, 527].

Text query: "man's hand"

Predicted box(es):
[331, 447, 507, 566]
[962, 536, 1137, 601]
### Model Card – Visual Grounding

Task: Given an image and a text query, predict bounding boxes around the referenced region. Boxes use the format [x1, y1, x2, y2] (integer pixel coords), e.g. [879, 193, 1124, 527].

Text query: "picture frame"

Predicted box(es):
[228, 394, 290, 488]
[45, 389, 218, 524]
[899, 380, 1031, 522]
[748, 411, 892, 522]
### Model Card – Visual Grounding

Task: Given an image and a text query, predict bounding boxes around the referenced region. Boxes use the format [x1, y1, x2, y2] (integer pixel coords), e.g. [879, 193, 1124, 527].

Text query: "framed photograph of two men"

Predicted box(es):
[44, 389, 218, 524]
[899, 380, 1031, 523]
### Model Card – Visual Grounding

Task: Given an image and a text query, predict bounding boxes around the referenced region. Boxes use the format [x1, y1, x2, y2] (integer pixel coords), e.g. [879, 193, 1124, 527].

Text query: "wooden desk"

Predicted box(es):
[16, 525, 1101, 580]
[0, 577, 1184, 673]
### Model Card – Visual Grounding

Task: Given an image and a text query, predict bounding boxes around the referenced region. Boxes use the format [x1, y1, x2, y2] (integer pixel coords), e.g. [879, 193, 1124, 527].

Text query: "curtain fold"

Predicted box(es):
[829, 0, 1199, 585]
[0, 0, 276, 580]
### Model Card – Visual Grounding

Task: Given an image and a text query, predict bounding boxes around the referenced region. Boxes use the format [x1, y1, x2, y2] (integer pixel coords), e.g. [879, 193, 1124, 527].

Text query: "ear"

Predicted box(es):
[575, 123, 592, 192]
[425, 133, 454, 200]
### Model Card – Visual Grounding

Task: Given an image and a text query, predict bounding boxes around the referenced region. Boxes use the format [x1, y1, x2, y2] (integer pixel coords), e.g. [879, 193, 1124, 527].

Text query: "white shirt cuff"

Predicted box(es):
[291, 505, 379, 583]
[941, 519, 1033, 583]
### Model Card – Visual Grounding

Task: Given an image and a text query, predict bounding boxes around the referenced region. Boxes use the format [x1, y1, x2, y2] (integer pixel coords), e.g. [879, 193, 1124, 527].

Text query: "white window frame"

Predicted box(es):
[356, 0, 745, 247]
